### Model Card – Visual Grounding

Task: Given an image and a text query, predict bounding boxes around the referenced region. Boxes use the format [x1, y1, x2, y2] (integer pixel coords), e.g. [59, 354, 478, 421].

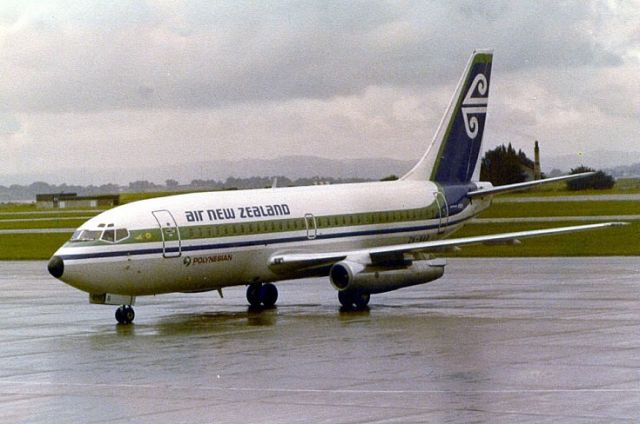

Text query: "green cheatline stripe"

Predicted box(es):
[69, 204, 445, 247]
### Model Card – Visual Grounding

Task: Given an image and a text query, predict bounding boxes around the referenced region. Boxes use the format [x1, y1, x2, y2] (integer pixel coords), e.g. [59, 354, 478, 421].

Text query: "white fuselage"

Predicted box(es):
[52, 180, 490, 297]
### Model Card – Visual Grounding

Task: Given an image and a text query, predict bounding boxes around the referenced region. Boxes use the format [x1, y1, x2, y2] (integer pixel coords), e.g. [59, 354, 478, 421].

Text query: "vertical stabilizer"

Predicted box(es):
[401, 50, 493, 184]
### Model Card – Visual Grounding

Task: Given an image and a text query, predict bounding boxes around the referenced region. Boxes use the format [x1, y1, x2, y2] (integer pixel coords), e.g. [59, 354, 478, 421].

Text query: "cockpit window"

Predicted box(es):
[71, 230, 102, 242]
[101, 229, 115, 242]
[70, 226, 129, 243]
[115, 228, 129, 242]
[100, 228, 129, 243]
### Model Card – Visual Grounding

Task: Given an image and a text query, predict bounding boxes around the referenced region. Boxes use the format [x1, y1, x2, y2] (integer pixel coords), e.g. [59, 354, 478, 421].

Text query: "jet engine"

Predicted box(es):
[329, 259, 446, 294]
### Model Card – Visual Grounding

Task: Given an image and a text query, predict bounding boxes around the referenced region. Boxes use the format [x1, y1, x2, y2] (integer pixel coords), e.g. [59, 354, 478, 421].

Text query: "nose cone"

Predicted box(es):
[48, 256, 64, 279]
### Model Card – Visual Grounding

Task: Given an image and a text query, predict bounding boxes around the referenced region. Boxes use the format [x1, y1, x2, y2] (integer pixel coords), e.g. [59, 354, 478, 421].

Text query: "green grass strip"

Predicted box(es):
[480, 201, 640, 218]
[448, 221, 639, 257]
[0, 219, 87, 230]
[0, 233, 73, 260]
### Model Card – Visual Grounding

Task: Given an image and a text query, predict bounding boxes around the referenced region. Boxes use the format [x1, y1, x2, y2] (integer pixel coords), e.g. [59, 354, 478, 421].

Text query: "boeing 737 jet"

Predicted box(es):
[48, 50, 620, 324]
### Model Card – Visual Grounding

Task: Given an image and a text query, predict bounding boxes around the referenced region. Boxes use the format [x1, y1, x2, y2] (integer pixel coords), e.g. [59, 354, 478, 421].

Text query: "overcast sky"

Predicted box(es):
[1, 1, 638, 183]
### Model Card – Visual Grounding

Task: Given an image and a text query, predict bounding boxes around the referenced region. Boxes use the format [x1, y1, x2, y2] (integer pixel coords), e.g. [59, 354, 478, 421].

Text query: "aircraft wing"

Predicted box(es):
[467, 172, 594, 198]
[269, 222, 625, 272]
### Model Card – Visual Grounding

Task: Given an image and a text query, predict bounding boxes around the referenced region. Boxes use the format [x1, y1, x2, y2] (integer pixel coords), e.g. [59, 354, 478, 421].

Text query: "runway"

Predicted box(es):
[1, 258, 639, 423]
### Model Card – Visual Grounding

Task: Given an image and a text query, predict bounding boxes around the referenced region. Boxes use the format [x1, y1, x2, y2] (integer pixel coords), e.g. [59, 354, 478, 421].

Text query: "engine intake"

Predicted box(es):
[329, 259, 445, 294]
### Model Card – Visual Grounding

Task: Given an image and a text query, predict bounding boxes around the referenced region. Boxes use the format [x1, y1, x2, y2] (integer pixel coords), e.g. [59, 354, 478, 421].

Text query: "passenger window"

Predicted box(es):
[101, 229, 115, 242]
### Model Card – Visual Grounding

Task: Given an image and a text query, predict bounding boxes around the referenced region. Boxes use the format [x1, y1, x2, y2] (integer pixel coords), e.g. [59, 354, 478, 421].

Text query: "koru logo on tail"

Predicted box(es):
[461, 73, 488, 139]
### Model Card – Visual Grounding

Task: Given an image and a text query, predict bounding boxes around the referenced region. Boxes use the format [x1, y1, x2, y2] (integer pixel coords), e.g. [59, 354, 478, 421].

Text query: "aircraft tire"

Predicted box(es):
[353, 292, 370, 309]
[246, 283, 262, 307]
[260, 283, 278, 308]
[338, 291, 370, 309]
[338, 290, 354, 308]
[115, 305, 135, 324]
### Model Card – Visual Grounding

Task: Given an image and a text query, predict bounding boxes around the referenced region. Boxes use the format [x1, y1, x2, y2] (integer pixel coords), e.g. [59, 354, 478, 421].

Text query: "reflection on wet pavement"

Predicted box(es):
[1, 258, 639, 423]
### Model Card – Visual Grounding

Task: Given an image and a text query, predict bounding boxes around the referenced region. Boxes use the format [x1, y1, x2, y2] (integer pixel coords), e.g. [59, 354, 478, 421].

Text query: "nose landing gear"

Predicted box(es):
[115, 305, 135, 324]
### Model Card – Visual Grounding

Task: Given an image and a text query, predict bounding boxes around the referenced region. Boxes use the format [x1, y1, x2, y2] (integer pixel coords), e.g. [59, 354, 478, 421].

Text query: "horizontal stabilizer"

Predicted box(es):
[468, 172, 595, 198]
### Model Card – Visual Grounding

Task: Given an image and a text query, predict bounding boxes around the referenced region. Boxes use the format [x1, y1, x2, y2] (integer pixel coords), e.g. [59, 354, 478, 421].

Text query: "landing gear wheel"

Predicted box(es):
[247, 283, 279, 307]
[353, 292, 370, 309]
[338, 291, 370, 309]
[115, 305, 135, 324]
[338, 290, 354, 308]
[246, 283, 262, 307]
[260, 283, 278, 308]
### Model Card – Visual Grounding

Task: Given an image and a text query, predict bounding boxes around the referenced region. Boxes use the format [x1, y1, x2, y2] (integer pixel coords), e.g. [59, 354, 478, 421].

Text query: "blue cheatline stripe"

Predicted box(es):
[59, 215, 471, 261]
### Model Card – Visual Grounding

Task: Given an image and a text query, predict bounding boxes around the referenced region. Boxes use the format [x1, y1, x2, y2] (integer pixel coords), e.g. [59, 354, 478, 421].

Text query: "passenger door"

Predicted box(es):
[152, 210, 181, 258]
[304, 213, 317, 240]
[433, 191, 449, 234]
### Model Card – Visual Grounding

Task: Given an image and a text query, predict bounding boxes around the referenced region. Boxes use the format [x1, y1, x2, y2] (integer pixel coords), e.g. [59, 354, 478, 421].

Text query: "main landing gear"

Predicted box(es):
[246, 282, 278, 308]
[338, 290, 370, 310]
[115, 305, 135, 324]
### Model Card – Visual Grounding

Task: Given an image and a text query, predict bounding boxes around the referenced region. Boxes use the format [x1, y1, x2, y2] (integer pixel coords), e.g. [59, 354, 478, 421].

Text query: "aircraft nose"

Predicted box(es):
[48, 256, 64, 279]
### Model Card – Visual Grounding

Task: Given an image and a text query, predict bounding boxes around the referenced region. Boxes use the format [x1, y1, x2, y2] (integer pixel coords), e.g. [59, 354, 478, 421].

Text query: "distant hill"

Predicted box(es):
[0, 156, 415, 186]
[605, 162, 640, 178]
[3, 150, 638, 186]
[543, 150, 640, 173]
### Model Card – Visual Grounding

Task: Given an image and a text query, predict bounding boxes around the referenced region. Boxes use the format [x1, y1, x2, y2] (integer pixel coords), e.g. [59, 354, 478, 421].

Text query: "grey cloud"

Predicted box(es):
[0, 112, 21, 135]
[0, 1, 630, 114]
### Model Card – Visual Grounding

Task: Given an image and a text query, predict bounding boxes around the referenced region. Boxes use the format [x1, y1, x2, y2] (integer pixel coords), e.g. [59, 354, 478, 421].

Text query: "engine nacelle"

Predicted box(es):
[329, 259, 446, 294]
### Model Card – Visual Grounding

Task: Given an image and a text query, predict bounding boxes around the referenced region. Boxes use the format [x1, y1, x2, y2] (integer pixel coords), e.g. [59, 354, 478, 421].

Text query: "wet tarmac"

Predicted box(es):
[1, 258, 639, 423]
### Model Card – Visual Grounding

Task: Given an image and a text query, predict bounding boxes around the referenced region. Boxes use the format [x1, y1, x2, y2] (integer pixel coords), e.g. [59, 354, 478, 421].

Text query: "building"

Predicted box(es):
[533, 140, 542, 180]
[518, 141, 542, 182]
[36, 193, 120, 209]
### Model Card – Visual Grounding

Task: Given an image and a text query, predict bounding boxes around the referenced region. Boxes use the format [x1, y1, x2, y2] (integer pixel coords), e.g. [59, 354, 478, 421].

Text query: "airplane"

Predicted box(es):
[47, 50, 622, 324]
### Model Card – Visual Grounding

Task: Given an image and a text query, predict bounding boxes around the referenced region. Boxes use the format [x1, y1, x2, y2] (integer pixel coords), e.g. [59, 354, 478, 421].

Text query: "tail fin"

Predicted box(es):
[401, 50, 493, 184]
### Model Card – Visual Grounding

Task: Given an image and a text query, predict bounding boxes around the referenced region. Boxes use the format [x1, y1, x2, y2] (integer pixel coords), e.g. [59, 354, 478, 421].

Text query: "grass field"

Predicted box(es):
[502, 177, 640, 196]
[1, 185, 638, 260]
[0, 219, 88, 230]
[449, 221, 639, 257]
[480, 200, 639, 218]
[0, 233, 72, 260]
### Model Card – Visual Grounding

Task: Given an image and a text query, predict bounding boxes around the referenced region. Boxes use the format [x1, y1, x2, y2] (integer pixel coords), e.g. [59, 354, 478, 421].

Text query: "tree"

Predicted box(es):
[566, 166, 615, 191]
[480, 143, 528, 186]
[165, 179, 179, 188]
[128, 180, 158, 192]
